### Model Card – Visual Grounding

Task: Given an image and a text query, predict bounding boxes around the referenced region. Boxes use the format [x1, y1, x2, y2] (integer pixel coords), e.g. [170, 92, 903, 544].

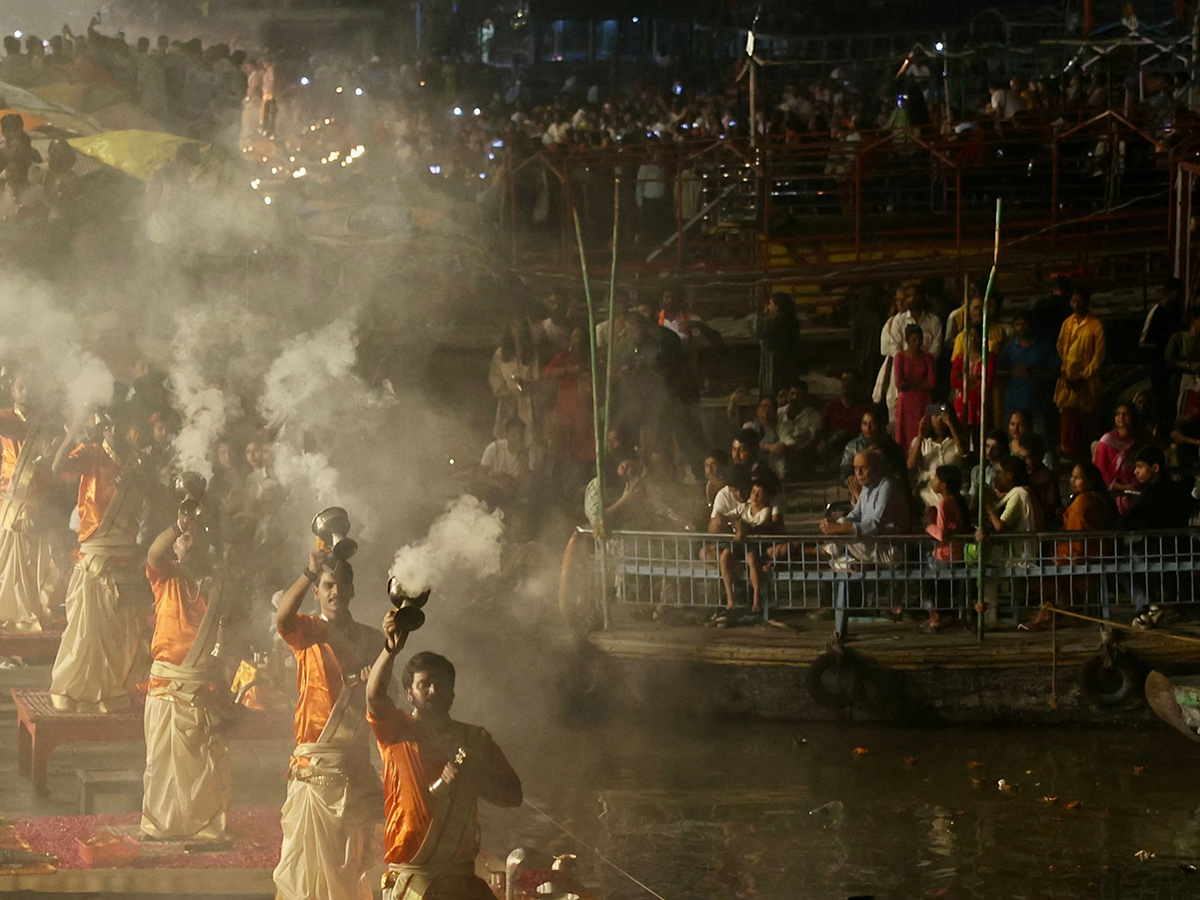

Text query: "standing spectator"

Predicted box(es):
[874, 284, 943, 425]
[1093, 403, 1140, 514]
[893, 323, 936, 453]
[999, 309, 1059, 430]
[1054, 286, 1106, 462]
[489, 315, 541, 440]
[951, 328, 994, 434]
[758, 292, 801, 399]
[1166, 311, 1200, 419]
[635, 147, 670, 246]
[1033, 275, 1073, 346]
[543, 326, 594, 493]
[1139, 278, 1184, 425]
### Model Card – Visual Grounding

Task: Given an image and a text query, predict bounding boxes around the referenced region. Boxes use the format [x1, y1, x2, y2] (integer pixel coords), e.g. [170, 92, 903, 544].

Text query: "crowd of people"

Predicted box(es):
[474, 273, 1200, 629]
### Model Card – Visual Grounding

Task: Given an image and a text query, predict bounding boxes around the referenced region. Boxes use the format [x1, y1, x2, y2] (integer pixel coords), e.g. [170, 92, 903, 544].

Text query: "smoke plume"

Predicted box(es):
[388, 495, 505, 597]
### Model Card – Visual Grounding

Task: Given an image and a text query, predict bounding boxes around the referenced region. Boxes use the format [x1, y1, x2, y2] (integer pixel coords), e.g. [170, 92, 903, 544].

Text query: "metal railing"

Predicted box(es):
[589, 528, 1200, 635]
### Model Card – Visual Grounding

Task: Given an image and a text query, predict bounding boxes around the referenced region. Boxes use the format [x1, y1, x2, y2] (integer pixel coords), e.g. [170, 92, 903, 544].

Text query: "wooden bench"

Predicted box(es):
[12, 690, 292, 794]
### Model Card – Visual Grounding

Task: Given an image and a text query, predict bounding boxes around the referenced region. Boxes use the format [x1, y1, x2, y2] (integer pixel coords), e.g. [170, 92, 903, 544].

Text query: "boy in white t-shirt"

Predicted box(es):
[708, 466, 783, 616]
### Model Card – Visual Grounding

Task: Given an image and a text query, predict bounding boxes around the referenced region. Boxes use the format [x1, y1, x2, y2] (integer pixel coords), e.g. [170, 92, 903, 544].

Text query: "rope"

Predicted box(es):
[1045, 605, 1200, 645]
[522, 797, 674, 900]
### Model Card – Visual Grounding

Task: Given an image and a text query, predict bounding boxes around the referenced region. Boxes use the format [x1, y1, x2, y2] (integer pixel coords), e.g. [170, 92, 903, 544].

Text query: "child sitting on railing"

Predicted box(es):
[708, 466, 782, 618]
[923, 465, 968, 630]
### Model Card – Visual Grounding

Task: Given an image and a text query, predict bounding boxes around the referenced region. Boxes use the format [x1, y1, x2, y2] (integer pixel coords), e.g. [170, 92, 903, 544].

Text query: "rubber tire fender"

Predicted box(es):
[807, 651, 862, 709]
[1079, 652, 1140, 707]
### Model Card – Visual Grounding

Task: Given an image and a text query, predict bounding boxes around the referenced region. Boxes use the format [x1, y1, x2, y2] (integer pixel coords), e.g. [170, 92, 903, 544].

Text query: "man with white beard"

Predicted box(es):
[273, 543, 382, 900]
[0, 374, 61, 632]
[141, 519, 230, 841]
[49, 412, 149, 712]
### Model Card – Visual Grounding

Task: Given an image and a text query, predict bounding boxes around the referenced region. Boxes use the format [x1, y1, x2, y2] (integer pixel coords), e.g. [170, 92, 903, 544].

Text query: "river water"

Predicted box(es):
[483, 720, 1200, 900]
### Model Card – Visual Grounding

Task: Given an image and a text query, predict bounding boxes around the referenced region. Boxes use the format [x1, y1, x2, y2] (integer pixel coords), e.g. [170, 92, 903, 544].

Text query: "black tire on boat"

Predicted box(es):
[808, 651, 861, 709]
[1080, 653, 1141, 707]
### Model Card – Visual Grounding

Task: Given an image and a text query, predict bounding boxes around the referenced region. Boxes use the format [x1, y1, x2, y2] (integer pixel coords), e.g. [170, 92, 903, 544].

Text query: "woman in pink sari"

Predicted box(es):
[893, 323, 935, 454]
[1092, 403, 1139, 514]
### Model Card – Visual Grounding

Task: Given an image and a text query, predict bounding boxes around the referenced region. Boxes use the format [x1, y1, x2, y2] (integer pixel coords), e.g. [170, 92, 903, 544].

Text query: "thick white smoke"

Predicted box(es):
[388, 495, 505, 596]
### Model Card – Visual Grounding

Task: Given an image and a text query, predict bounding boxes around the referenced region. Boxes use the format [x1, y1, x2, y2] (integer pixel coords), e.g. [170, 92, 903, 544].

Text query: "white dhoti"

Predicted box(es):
[0, 527, 56, 632]
[49, 562, 146, 712]
[274, 745, 380, 900]
[141, 687, 231, 841]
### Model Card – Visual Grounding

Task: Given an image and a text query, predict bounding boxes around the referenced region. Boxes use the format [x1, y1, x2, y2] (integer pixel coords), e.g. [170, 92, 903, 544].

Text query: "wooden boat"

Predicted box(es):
[1145, 671, 1200, 744]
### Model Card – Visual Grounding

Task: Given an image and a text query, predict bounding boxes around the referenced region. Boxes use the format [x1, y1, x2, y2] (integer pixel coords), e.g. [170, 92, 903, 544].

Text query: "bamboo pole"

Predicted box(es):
[976, 198, 1002, 643]
[602, 180, 620, 452]
[574, 210, 606, 533]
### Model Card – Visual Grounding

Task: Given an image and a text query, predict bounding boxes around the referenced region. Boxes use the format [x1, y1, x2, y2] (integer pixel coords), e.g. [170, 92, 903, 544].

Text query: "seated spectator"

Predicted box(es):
[840, 409, 882, 478]
[1056, 461, 1118, 563]
[1093, 403, 1140, 514]
[478, 417, 541, 497]
[1007, 409, 1056, 471]
[1015, 434, 1063, 528]
[969, 429, 1010, 509]
[819, 372, 865, 460]
[923, 464, 969, 629]
[1170, 411, 1200, 468]
[1120, 445, 1193, 531]
[976, 456, 1042, 626]
[709, 466, 783, 616]
[703, 448, 729, 507]
[743, 396, 784, 465]
[907, 407, 967, 509]
[999, 309, 1059, 430]
[1119, 445, 1196, 612]
[584, 452, 646, 530]
[820, 449, 911, 538]
[777, 381, 823, 475]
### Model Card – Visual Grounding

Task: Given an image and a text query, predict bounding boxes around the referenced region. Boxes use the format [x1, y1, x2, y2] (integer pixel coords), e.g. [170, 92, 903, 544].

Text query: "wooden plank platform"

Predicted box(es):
[589, 621, 1200, 671]
[0, 632, 61, 664]
[12, 690, 292, 794]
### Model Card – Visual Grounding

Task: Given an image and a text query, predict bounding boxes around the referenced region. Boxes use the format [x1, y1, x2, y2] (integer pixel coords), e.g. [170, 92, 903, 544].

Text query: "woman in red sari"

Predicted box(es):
[1092, 403, 1139, 514]
[543, 327, 595, 494]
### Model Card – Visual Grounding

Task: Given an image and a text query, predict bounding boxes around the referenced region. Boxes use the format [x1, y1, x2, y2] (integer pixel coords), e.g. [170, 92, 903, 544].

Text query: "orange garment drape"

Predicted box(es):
[68, 443, 120, 543]
[146, 561, 209, 691]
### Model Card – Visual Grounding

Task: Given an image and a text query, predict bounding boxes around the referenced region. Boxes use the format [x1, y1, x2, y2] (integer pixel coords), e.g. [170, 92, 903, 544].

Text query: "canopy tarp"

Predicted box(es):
[0, 79, 100, 135]
[31, 82, 129, 114]
[66, 130, 202, 181]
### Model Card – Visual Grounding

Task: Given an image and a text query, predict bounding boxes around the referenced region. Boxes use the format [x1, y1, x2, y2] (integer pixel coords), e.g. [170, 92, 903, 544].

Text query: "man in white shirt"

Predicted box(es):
[777, 382, 823, 477]
[988, 81, 1026, 120]
[477, 418, 541, 510]
[635, 148, 671, 246]
[874, 284, 944, 422]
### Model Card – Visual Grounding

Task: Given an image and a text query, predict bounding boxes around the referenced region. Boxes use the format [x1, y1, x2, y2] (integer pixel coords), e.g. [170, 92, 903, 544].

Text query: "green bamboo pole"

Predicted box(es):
[976, 198, 1002, 642]
[602, 180, 620, 459]
[574, 209, 605, 532]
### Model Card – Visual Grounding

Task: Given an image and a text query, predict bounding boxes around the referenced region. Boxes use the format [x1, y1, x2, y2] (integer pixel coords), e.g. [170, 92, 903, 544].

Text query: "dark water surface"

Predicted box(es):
[481, 720, 1200, 900]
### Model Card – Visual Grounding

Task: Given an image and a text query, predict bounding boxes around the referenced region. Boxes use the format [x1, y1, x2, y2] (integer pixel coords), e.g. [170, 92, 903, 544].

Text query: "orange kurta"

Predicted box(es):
[146, 561, 209, 691]
[0, 409, 27, 498]
[278, 614, 378, 765]
[368, 705, 518, 866]
[68, 443, 121, 544]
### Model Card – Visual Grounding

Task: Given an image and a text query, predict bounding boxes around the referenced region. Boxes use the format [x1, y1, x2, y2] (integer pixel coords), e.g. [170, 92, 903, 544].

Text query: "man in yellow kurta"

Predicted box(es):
[0, 374, 61, 632]
[1054, 286, 1106, 462]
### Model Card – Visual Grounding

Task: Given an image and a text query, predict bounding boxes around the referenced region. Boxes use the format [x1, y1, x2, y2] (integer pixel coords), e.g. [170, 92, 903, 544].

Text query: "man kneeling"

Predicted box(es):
[141, 522, 230, 841]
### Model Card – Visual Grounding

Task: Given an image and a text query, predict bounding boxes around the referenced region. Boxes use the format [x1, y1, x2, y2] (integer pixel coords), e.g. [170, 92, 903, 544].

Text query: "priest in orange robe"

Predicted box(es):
[0, 373, 61, 633]
[141, 519, 230, 841]
[367, 628, 522, 900]
[49, 415, 148, 712]
[273, 543, 382, 900]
